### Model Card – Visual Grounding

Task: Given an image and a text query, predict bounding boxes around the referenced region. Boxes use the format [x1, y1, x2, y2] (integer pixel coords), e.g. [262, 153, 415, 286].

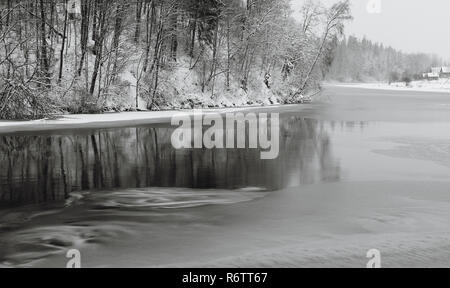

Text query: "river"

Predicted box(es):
[1, 86, 450, 267]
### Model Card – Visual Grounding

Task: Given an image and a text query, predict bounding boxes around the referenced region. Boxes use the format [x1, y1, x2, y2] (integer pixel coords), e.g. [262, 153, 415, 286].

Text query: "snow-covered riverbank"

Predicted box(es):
[0, 105, 293, 134]
[332, 79, 450, 93]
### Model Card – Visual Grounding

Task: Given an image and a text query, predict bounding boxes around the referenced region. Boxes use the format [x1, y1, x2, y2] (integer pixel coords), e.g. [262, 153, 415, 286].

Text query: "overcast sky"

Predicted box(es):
[291, 0, 450, 61]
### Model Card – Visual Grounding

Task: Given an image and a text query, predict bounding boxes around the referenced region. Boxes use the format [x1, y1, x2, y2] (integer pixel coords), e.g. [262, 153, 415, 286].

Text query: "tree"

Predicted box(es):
[58, 0, 69, 83]
[89, 0, 108, 95]
[294, 0, 352, 99]
[78, 0, 91, 76]
[39, 0, 52, 87]
[1, 0, 355, 119]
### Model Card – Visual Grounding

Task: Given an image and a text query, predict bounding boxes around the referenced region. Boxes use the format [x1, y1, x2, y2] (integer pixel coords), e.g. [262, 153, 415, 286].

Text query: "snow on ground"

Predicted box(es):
[119, 70, 147, 110]
[334, 79, 450, 93]
[0, 105, 288, 134]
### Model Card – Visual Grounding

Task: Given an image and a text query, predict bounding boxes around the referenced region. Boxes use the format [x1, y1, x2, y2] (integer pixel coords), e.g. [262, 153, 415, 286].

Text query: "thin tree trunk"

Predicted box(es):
[58, 0, 68, 83]
[170, 4, 178, 61]
[112, 3, 124, 81]
[90, 2, 106, 95]
[226, 18, 230, 90]
[295, 29, 330, 97]
[134, 0, 143, 43]
[208, 17, 219, 85]
[39, 0, 51, 87]
[78, 0, 91, 76]
[143, 1, 155, 72]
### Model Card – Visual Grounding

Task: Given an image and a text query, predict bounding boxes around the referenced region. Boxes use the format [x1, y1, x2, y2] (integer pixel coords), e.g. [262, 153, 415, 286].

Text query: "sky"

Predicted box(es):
[291, 0, 450, 61]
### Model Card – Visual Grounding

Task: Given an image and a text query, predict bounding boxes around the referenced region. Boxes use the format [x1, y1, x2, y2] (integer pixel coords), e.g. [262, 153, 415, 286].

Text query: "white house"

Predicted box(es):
[424, 67, 449, 80]
[431, 67, 441, 75]
[426, 72, 440, 80]
[440, 67, 450, 78]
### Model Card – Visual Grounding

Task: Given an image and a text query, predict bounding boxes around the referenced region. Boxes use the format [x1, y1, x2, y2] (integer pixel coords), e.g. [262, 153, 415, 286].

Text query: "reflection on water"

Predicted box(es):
[0, 117, 341, 206]
[0, 115, 344, 267]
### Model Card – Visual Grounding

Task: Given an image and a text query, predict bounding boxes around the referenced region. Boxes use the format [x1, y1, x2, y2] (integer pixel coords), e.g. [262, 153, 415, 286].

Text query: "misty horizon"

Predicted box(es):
[292, 0, 450, 61]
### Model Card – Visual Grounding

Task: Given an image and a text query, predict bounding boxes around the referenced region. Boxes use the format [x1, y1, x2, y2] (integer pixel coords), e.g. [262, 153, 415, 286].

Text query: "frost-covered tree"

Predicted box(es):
[0, 0, 353, 119]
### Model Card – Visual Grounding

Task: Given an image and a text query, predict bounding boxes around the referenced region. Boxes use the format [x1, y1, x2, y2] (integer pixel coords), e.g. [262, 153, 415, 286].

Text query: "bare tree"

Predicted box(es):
[294, 0, 352, 99]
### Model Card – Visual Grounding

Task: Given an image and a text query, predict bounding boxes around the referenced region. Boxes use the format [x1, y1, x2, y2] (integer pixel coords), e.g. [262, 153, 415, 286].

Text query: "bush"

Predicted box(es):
[388, 71, 400, 84]
[401, 73, 413, 86]
[0, 80, 56, 120]
[63, 88, 103, 114]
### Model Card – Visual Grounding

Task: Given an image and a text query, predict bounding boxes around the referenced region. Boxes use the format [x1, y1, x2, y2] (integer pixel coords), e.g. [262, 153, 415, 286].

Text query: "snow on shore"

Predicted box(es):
[334, 79, 450, 93]
[0, 105, 288, 134]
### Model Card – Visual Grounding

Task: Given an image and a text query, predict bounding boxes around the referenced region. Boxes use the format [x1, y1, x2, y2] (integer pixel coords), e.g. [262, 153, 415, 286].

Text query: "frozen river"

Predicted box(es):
[1, 86, 450, 267]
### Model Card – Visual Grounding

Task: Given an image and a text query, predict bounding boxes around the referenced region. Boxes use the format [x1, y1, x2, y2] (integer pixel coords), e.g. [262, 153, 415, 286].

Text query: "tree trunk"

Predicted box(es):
[226, 18, 231, 90]
[295, 29, 329, 97]
[143, 1, 155, 72]
[92, 1, 98, 42]
[134, 0, 143, 43]
[189, 6, 198, 58]
[39, 0, 51, 87]
[111, 3, 125, 81]
[58, 0, 69, 83]
[90, 1, 106, 95]
[170, 4, 178, 62]
[208, 17, 220, 86]
[78, 0, 91, 76]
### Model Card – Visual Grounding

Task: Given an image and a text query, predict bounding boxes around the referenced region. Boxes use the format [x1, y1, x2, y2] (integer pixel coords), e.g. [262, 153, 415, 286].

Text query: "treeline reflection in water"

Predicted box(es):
[0, 117, 344, 206]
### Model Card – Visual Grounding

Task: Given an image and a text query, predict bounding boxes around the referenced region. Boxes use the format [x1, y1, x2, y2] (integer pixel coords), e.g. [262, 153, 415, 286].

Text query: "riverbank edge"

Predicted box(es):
[330, 82, 450, 93]
[0, 104, 303, 134]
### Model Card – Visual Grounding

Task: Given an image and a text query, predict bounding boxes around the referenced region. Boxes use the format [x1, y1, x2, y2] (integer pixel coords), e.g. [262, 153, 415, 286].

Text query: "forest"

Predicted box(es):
[327, 36, 445, 83]
[0, 0, 352, 120]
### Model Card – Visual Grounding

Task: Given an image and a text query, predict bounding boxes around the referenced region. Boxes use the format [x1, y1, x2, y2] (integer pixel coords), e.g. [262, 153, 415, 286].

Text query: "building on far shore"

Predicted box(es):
[431, 67, 441, 75]
[440, 67, 450, 78]
[423, 67, 450, 80]
[424, 72, 440, 80]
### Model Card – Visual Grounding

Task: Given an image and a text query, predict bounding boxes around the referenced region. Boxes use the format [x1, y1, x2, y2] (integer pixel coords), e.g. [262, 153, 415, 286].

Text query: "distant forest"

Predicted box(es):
[0, 0, 352, 120]
[326, 36, 445, 83]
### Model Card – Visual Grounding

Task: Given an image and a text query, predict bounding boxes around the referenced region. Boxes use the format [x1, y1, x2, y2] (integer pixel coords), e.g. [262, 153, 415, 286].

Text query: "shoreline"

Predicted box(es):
[0, 104, 302, 135]
[2, 81, 450, 134]
[330, 82, 450, 94]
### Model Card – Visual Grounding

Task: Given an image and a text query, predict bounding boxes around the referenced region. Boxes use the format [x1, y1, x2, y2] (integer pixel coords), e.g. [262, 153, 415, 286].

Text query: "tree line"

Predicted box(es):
[0, 0, 352, 120]
[327, 35, 444, 83]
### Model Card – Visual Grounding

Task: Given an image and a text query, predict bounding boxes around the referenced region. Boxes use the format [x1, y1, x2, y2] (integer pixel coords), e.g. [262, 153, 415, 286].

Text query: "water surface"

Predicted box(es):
[1, 86, 450, 267]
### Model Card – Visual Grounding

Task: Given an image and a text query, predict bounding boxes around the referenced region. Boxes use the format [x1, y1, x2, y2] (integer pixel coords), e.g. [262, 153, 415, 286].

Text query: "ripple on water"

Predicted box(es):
[85, 187, 268, 210]
[0, 224, 133, 267]
[0, 187, 268, 267]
